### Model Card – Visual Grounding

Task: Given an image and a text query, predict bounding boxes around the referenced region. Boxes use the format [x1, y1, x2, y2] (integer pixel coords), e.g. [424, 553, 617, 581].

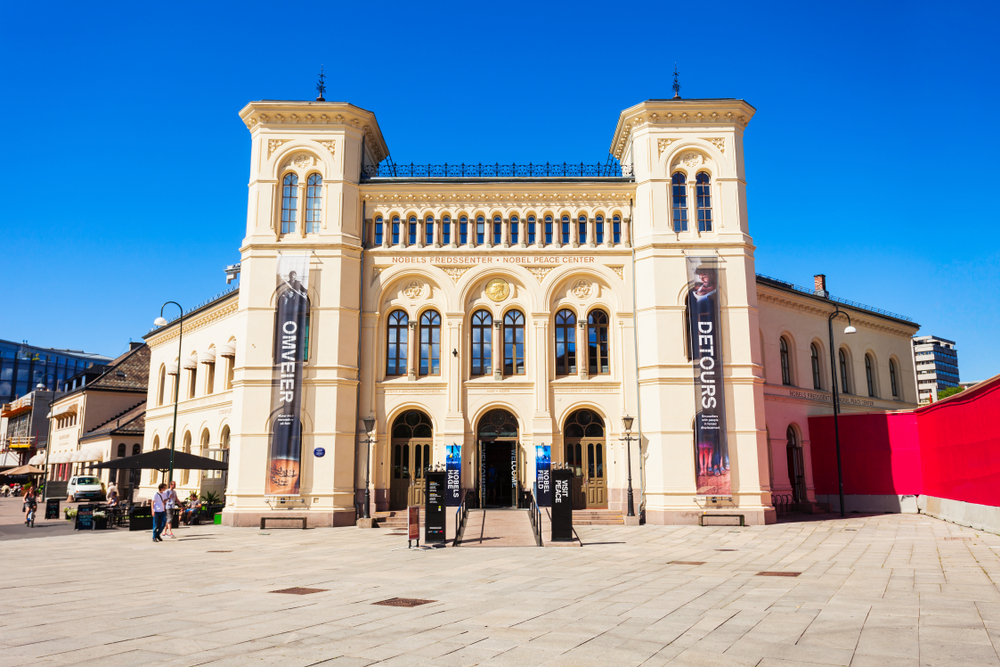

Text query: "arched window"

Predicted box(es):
[391, 216, 401, 245]
[588, 310, 610, 375]
[117, 443, 126, 458]
[671, 172, 688, 232]
[493, 215, 502, 245]
[425, 215, 434, 246]
[779, 337, 792, 385]
[224, 346, 235, 390]
[374, 216, 384, 245]
[595, 215, 604, 244]
[459, 215, 468, 245]
[555, 309, 577, 376]
[181, 431, 192, 485]
[696, 172, 712, 232]
[386, 310, 408, 377]
[839, 348, 850, 394]
[578, 214, 587, 244]
[475, 215, 485, 245]
[157, 364, 166, 406]
[419, 310, 441, 376]
[810, 343, 822, 390]
[527, 215, 536, 244]
[510, 215, 519, 245]
[442, 215, 451, 245]
[281, 173, 298, 234]
[865, 354, 876, 397]
[613, 215, 622, 244]
[306, 174, 322, 233]
[204, 355, 216, 395]
[408, 216, 417, 245]
[889, 359, 899, 398]
[133, 443, 141, 456]
[545, 215, 554, 245]
[561, 215, 571, 245]
[187, 359, 198, 399]
[470, 310, 492, 377]
[503, 310, 525, 376]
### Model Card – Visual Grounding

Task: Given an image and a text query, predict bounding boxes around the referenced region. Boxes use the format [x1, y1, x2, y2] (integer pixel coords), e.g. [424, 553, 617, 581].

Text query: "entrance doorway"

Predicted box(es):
[786, 425, 806, 504]
[388, 410, 433, 511]
[563, 410, 607, 509]
[477, 409, 519, 508]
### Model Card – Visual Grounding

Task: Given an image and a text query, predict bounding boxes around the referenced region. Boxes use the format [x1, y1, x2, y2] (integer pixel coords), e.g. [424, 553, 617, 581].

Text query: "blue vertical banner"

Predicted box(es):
[445, 444, 461, 506]
[535, 444, 552, 506]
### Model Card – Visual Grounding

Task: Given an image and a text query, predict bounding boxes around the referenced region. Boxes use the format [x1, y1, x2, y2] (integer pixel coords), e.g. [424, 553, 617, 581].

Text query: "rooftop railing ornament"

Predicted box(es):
[360, 160, 633, 180]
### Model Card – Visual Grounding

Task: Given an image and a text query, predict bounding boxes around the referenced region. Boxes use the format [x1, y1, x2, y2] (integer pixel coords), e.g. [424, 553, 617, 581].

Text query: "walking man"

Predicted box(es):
[163, 480, 179, 538]
[152, 483, 168, 542]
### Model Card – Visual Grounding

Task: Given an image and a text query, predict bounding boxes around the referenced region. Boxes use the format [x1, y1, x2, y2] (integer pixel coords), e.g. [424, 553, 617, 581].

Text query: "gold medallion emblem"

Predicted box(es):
[485, 278, 510, 302]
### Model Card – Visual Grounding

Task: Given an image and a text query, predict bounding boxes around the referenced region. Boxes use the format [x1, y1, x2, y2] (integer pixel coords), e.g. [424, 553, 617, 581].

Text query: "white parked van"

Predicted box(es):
[67, 476, 104, 502]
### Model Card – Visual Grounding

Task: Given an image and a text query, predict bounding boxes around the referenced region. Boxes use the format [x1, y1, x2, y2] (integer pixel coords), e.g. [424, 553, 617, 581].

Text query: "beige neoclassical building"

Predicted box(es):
[140, 94, 918, 527]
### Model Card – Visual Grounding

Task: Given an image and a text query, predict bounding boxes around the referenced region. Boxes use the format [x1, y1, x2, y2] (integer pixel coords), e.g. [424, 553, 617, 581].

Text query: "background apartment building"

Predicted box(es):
[912, 335, 960, 403]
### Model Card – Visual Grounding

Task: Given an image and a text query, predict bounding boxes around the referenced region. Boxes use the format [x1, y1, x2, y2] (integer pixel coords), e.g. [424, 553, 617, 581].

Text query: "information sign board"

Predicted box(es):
[425, 471, 447, 544]
[551, 469, 574, 541]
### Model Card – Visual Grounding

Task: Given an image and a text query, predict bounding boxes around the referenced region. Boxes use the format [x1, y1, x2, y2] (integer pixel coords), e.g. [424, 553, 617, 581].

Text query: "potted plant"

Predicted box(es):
[92, 510, 108, 530]
[64, 507, 77, 520]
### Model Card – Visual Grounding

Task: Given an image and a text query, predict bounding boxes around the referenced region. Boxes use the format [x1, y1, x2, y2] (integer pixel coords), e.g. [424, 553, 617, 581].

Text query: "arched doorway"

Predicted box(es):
[786, 425, 806, 504]
[564, 409, 607, 509]
[477, 409, 519, 508]
[389, 410, 432, 510]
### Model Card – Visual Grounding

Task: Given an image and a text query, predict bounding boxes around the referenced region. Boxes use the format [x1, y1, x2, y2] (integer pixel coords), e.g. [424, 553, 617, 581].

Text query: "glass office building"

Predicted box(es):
[0, 339, 111, 404]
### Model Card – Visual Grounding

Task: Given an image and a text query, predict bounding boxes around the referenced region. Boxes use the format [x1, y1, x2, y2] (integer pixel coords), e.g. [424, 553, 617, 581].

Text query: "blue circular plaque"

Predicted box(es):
[313, 447, 326, 458]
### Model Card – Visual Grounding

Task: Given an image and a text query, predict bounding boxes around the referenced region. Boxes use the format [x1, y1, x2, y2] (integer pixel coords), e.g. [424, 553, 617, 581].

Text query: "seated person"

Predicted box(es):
[181, 493, 202, 524]
[106, 489, 120, 507]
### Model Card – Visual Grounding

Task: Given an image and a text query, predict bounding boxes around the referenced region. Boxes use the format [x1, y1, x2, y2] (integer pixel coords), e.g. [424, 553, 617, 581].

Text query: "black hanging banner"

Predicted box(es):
[425, 471, 447, 544]
[551, 468, 574, 541]
[446, 445, 461, 506]
[266, 255, 310, 496]
[535, 445, 552, 507]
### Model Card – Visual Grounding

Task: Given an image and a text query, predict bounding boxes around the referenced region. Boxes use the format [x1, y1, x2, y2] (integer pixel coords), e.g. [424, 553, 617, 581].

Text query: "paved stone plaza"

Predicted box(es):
[4, 499, 1000, 666]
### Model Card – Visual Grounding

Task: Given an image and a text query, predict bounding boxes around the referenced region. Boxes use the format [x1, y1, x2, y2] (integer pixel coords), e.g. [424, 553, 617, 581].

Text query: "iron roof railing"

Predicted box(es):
[756, 274, 915, 323]
[361, 160, 633, 180]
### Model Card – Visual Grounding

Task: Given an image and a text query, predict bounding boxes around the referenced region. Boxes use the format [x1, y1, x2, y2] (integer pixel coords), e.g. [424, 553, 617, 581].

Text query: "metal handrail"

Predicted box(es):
[361, 160, 634, 180]
[454, 488, 469, 545]
[528, 483, 543, 547]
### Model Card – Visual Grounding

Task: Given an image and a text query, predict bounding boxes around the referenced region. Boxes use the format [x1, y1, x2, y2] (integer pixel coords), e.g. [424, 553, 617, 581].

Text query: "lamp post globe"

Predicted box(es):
[621, 416, 636, 518]
[361, 418, 375, 519]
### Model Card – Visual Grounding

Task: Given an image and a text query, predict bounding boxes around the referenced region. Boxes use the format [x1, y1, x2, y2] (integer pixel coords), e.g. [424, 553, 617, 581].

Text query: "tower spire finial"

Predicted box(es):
[672, 63, 681, 99]
[316, 66, 326, 102]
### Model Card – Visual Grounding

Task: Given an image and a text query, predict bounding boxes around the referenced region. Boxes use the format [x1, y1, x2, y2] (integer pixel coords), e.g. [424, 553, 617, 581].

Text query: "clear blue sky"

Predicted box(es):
[2, 1, 997, 381]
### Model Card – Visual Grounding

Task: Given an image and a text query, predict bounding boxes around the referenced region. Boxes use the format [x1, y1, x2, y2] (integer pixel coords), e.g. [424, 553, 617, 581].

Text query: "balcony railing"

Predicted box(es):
[361, 160, 633, 180]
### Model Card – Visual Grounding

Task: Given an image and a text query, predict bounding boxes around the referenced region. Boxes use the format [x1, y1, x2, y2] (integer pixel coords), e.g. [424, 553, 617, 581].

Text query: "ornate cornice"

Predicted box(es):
[147, 301, 239, 348]
[362, 190, 633, 212]
[610, 99, 756, 159]
[756, 289, 917, 338]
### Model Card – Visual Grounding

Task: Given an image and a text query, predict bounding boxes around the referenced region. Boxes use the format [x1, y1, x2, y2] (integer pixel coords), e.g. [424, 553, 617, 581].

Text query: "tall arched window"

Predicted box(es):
[503, 310, 525, 376]
[779, 337, 792, 385]
[117, 443, 126, 458]
[613, 214, 622, 244]
[493, 215, 502, 245]
[386, 310, 408, 377]
[510, 215, 519, 245]
[459, 215, 468, 245]
[419, 310, 441, 376]
[181, 431, 192, 485]
[671, 172, 688, 232]
[281, 173, 298, 234]
[224, 345, 235, 390]
[839, 348, 850, 394]
[374, 216, 384, 245]
[555, 309, 577, 376]
[527, 215, 536, 244]
[306, 174, 322, 233]
[133, 443, 141, 456]
[786, 425, 805, 503]
[595, 215, 604, 244]
[587, 309, 610, 375]
[408, 215, 418, 245]
[157, 364, 166, 406]
[561, 215, 571, 245]
[810, 343, 822, 390]
[476, 215, 486, 245]
[696, 172, 712, 232]
[391, 216, 401, 245]
[889, 359, 899, 398]
[544, 215, 553, 245]
[578, 214, 587, 244]
[425, 216, 434, 246]
[471, 310, 492, 377]
[442, 215, 451, 245]
[865, 354, 876, 397]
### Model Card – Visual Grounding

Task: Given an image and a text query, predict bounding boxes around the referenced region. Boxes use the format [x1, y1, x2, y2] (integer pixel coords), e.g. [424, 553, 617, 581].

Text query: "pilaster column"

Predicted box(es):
[536, 219, 544, 248]
[434, 218, 442, 248]
[493, 319, 503, 380]
[571, 216, 580, 248]
[622, 217, 631, 248]
[577, 321, 588, 379]
[552, 218, 562, 249]
[533, 317, 550, 413]
[502, 217, 510, 248]
[604, 217, 614, 248]
[407, 321, 417, 380]
[382, 219, 390, 247]
[448, 319, 461, 412]
[587, 216, 596, 248]
[483, 218, 492, 249]
[416, 218, 425, 248]
[399, 218, 408, 248]
[297, 183, 307, 238]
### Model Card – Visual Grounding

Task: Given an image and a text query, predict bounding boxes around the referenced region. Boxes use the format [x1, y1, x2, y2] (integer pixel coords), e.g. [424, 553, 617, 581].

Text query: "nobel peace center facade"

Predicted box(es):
[141, 95, 919, 527]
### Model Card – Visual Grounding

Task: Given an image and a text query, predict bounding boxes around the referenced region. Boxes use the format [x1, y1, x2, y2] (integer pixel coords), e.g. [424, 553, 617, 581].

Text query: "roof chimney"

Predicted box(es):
[814, 274, 828, 298]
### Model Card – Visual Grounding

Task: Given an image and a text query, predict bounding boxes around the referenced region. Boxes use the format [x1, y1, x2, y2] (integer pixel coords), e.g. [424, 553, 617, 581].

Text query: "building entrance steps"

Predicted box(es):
[458, 508, 538, 547]
[372, 509, 422, 530]
[572, 509, 624, 525]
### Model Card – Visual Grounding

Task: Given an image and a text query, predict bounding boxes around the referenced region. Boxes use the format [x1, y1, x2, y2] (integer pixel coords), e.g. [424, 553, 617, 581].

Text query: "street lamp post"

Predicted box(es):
[361, 417, 375, 519]
[153, 302, 183, 485]
[827, 306, 857, 518]
[620, 416, 637, 517]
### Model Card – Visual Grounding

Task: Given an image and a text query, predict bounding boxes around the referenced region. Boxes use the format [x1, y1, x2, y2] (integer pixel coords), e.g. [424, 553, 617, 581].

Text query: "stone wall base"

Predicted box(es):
[816, 494, 919, 515]
[221, 509, 356, 528]
[918, 495, 1000, 535]
[644, 508, 773, 526]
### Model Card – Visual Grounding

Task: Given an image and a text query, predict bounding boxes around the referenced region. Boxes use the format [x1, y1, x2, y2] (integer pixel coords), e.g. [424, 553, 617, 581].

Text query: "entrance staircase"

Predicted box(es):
[573, 509, 624, 525]
[372, 510, 422, 530]
[458, 509, 538, 547]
